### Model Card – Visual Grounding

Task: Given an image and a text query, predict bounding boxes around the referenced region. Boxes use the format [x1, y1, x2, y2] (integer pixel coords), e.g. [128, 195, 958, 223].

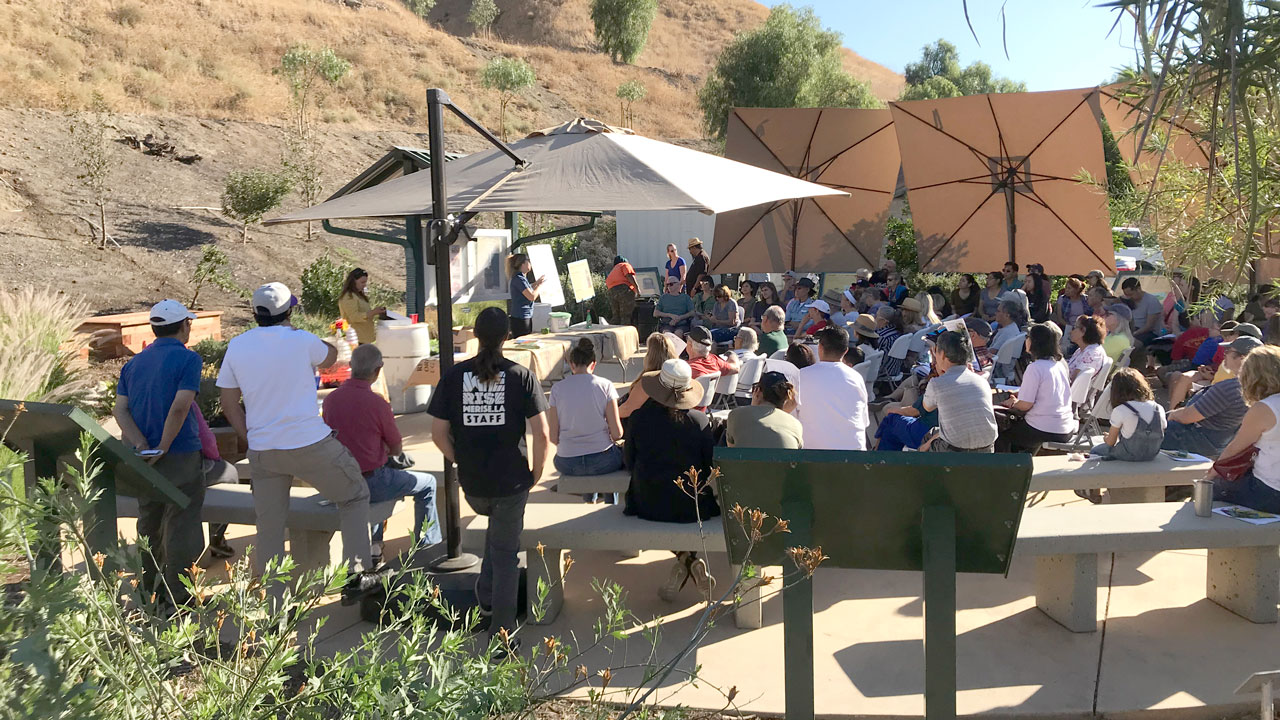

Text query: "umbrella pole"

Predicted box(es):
[426, 88, 479, 573]
[1004, 180, 1017, 267]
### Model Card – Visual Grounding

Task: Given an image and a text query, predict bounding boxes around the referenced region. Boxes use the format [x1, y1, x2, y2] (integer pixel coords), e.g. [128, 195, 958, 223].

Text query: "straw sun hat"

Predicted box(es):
[854, 313, 879, 339]
[639, 359, 704, 410]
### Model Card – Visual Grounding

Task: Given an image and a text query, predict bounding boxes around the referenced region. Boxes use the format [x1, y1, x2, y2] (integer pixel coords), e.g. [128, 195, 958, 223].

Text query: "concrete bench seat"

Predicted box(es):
[460, 504, 756, 628]
[549, 454, 1211, 504]
[549, 468, 630, 497]
[118, 484, 403, 571]
[1028, 453, 1211, 501]
[1015, 501, 1279, 632]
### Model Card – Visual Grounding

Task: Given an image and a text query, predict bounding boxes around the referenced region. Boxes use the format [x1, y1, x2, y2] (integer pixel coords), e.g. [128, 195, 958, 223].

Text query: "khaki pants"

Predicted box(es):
[247, 434, 371, 575]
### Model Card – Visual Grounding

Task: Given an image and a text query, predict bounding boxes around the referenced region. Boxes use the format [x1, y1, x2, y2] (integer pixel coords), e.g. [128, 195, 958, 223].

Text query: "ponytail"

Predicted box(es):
[472, 307, 510, 383]
[569, 338, 596, 367]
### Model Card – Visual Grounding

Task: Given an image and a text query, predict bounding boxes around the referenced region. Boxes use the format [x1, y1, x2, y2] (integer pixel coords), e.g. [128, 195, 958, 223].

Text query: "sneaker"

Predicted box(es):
[687, 556, 716, 599]
[657, 555, 691, 602]
[208, 537, 235, 559]
[341, 565, 395, 606]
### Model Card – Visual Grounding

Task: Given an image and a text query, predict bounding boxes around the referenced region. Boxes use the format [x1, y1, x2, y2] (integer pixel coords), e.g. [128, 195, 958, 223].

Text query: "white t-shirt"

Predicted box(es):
[549, 372, 617, 458]
[1019, 358, 1076, 434]
[1110, 400, 1166, 438]
[795, 360, 869, 450]
[1251, 395, 1280, 489]
[216, 325, 333, 451]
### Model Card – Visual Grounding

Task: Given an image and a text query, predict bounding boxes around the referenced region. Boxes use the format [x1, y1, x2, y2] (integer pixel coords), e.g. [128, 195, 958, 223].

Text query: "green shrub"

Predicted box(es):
[0, 440, 805, 720]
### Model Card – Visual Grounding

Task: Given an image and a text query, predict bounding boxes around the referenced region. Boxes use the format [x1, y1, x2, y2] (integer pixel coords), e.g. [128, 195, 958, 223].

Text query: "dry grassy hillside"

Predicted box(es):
[0, 0, 901, 140]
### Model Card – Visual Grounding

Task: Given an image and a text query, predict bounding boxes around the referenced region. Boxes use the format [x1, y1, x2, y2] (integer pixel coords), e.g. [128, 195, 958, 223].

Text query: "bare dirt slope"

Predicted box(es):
[0, 0, 903, 318]
[0, 108, 496, 322]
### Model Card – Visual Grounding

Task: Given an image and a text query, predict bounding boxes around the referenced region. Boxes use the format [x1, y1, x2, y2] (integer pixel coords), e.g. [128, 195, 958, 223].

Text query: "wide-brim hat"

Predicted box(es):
[639, 359, 704, 410]
[688, 237, 703, 249]
[854, 313, 879, 339]
[900, 297, 923, 313]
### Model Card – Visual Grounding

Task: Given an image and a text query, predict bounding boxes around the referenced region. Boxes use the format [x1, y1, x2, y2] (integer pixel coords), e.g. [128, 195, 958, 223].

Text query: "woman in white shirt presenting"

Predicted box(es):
[1090, 368, 1165, 461]
[997, 323, 1076, 453]
[1210, 345, 1280, 512]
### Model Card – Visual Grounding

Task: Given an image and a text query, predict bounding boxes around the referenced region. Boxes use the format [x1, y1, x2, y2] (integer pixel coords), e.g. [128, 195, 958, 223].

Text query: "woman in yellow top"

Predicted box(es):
[338, 268, 386, 345]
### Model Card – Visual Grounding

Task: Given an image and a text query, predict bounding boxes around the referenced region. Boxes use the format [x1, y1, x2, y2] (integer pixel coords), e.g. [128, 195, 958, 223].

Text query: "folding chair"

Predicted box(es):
[990, 332, 1026, 384]
[853, 349, 883, 386]
[726, 354, 766, 408]
[694, 372, 720, 410]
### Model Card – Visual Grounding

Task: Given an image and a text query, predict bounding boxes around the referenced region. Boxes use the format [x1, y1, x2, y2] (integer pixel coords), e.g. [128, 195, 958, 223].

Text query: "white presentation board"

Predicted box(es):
[567, 259, 595, 302]
[424, 228, 512, 305]
[525, 243, 565, 307]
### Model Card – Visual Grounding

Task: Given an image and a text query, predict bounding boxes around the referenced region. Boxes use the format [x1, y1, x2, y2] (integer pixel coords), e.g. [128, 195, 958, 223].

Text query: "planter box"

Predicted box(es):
[211, 426, 246, 464]
[78, 311, 223, 359]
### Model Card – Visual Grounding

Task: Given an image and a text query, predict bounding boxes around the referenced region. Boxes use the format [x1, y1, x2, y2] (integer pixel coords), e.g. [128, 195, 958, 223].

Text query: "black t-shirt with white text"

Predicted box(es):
[426, 357, 548, 497]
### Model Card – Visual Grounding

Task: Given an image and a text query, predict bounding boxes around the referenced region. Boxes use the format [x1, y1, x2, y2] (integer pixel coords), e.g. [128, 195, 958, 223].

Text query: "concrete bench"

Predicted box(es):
[549, 468, 630, 497]
[1029, 453, 1211, 502]
[1016, 501, 1279, 632]
[118, 484, 403, 571]
[549, 455, 1211, 504]
[460, 504, 759, 628]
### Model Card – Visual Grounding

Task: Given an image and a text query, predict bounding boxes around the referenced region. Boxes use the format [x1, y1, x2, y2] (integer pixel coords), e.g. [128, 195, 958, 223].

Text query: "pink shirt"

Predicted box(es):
[192, 407, 220, 461]
[322, 378, 401, 474]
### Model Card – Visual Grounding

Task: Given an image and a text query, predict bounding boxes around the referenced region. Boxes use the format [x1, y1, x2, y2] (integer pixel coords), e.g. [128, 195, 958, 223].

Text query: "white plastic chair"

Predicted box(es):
[711, 372, 737, 409]
[1118, 346, 1134, 368]
[887, 333, 914, 361]
[694, 372, 720, 408]
[1069, 368, 1096, 407]
[991, 332, 1026, 383]
[732, 354, 766, 402]
[770, 349, 788, 361]
[856, 349, 883, 386]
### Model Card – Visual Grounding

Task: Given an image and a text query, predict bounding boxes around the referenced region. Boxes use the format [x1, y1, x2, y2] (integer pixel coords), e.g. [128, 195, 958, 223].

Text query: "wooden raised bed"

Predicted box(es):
[77, 310, 223, 358]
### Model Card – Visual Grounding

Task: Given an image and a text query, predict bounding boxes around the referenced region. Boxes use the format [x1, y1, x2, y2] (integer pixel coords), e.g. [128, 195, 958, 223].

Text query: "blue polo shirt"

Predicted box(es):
[117, 337, 203, 453]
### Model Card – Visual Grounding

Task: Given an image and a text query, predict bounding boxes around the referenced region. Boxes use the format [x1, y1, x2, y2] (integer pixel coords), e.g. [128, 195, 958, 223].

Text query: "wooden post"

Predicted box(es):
[1264, 680, 1274, 720]
[923, 505, 957, 720]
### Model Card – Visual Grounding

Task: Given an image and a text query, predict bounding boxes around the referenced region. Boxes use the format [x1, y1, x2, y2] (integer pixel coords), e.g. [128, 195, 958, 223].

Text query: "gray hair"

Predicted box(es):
[764, 305, 785, 323]
[998, 299, 1027, 327]
[350, 343, 383, 380]
[735, 326, 758, 350]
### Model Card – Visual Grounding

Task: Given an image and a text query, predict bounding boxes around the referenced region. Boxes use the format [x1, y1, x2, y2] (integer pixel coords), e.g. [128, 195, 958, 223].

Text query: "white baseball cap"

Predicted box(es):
[149, 299, 196, 325]
[252, 282, 298, 316]
[809, 299, 831, 314]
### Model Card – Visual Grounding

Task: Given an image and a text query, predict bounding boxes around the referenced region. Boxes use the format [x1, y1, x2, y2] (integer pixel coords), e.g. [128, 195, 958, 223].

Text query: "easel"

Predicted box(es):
[715, 448, 1032, 720]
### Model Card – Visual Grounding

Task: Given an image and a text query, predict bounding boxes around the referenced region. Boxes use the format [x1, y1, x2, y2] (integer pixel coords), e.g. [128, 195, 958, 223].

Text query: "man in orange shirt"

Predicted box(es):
[605, 255, 638, 326]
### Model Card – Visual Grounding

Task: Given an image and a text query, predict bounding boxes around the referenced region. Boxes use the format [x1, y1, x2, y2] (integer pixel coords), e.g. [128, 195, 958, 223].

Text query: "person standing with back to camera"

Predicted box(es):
[507, 253, 546, 339]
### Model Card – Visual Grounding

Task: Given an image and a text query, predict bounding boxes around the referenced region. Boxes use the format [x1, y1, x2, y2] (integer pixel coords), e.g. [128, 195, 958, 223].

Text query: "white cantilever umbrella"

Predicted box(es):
[265, 119, 846, 224]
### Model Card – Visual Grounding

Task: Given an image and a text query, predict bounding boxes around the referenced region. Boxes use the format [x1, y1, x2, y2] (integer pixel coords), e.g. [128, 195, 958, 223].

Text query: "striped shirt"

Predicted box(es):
[877, 326, 903, 381]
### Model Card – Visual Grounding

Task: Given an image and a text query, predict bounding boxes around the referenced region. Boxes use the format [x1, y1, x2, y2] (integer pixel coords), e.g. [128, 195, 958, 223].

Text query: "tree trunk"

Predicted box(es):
[243, 223, 250, 244]
[98, 202, 107, 249]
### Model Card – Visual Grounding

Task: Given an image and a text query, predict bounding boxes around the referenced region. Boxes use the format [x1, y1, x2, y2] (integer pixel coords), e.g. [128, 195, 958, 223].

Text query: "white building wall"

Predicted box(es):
[616, 210, 717, 277]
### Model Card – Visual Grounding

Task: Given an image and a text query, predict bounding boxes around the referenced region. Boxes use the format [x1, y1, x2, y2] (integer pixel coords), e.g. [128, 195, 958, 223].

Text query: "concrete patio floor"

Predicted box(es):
[107, 356, 1280, 718]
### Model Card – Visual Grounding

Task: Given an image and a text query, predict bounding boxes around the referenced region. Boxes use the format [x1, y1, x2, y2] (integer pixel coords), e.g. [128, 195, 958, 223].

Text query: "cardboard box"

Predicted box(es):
[406, 357, 441, 387]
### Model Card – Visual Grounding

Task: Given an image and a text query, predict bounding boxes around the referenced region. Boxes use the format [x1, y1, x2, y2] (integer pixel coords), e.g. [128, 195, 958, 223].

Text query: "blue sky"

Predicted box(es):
[763, 1, 1140, 91]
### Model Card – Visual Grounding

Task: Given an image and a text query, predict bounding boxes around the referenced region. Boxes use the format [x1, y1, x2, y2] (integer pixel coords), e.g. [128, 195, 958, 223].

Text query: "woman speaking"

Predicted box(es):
[507, 253, 546, 338]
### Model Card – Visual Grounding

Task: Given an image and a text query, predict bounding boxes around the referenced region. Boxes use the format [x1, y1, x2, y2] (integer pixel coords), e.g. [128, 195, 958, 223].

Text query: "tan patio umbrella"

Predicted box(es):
[889, 88, 1115, 275]
[708, 107, 899, 273]
[1099, 82, 1210, 185]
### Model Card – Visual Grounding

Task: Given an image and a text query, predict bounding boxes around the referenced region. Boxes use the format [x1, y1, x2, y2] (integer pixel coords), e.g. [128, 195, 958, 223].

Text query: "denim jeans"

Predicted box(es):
[1161, 421, 1233, 458]
[1214, 470, 1280, 513]
[467, 490, 529, 637]
[554, 444, 624, 503]
[710, 326, 739, 344]
[367, 467, 442, 548]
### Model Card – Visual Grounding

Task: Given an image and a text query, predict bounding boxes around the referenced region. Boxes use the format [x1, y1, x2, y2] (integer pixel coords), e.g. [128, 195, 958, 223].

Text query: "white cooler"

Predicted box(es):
[376, 322, 433, 414]
[531, 302, 553, 333]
